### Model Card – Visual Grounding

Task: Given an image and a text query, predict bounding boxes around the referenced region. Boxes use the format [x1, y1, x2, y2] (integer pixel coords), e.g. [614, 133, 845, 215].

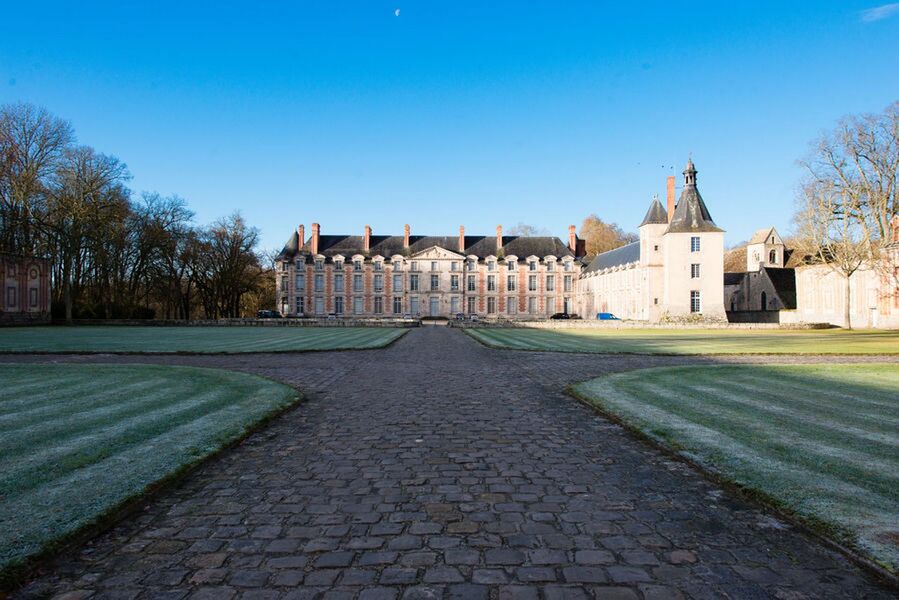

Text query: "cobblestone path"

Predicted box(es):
[7, 327, 896, 599]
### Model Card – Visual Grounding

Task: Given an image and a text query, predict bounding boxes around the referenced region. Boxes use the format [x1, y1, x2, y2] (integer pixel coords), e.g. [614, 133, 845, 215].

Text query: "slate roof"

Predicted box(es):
[665, 160, 723, 234]
[723, 272, 744, 286]
[639, 197, 668, 226]
[583, 241, 640, 273]
[764, 267, 797, 309]
[277, 233, 574, 262]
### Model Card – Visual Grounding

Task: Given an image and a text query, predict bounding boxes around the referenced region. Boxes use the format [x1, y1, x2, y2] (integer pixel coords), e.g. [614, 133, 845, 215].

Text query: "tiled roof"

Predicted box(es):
[639, 197, 668, 226]
[665, 161, 722, 234]
[583, 241, 640, 273]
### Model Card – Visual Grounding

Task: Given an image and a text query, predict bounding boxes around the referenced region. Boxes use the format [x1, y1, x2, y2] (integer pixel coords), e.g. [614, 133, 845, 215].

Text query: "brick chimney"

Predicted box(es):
[568, 225, 577, 253]
[666, 176, 676, 222]
[311, 223, 320, 255]
[403, 224, 410, 249]
[364, 224, 372, 252]
[496, 225, 503, 252]
[458, 225, 465, 253]
[297, 224, 305, 250]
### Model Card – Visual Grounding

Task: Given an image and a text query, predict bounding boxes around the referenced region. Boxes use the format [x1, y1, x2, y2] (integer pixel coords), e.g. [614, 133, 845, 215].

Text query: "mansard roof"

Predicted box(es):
[665, 160, 723, 234]
[583, 241, 640, 273]
[277, 233, 574, 261]
[639, 197, 668, 226]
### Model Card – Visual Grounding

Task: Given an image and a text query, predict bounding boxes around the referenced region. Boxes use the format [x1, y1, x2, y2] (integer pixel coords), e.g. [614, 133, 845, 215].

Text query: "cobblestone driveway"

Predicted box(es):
[8, 327, 897, 599]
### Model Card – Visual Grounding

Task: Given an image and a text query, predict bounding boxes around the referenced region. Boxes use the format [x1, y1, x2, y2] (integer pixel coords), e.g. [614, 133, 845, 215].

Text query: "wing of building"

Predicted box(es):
[1, 254, 51, 325]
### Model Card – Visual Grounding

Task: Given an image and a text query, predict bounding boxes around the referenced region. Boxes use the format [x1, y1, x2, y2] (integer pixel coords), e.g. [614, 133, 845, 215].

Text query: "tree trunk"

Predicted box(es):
[844, 273, 852, 330]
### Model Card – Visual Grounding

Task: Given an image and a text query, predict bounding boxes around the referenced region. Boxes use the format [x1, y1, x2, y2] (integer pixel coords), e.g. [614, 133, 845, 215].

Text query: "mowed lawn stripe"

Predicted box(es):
[0, 326, 406, 354]
[573, 364, 899, 571]
[0, 364, 299, 575]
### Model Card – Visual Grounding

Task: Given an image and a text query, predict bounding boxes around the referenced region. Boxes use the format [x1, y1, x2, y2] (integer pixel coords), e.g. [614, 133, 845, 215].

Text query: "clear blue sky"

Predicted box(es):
[2, 1, 898, 251]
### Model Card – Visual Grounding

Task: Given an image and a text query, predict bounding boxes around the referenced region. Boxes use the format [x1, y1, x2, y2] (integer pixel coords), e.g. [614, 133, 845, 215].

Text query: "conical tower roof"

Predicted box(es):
[665, 159, 722, 233]
[640, 195, 668, 226]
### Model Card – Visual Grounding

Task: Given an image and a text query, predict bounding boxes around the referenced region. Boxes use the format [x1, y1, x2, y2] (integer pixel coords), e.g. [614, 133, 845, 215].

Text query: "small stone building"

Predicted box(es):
[0, 254, 51, 325]
[725, 228, 797, 315]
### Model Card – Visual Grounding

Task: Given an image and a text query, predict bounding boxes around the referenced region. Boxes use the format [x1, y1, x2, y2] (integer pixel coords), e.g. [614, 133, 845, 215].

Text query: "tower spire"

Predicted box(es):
[683, 157, 697, 187]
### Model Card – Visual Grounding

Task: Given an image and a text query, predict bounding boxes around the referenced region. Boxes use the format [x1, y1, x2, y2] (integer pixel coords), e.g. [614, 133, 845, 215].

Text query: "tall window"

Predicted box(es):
[411, 261, 418, 272]
[353, 274, 363, 291]
[450, 274, 459, 291]
[334, 296, 344, 314]
[296, 297, 304, 315]
[691, 236, 701, 252]
[487, 275, 496, 291]
[690, 290, 702, 313]
[393, 296, 403, 314]
[314, 274, 324, 292]
[430, 274, 439, 290]
[769, 249, 777, 264]
[353, 297, 363, 314]
[528, 297, 536, 314]
[529, 261, 537, 271]
[314, 297, 324, 314]
[410, 274, 419, 291]
[410, 296, 419, 314]
[546, 275, 555, 291]
[393, 274, 402, 291]
[691, 264, 700, 278]
[280, 276, 288, 292]
[295, 273, 305, 291]
[374, 274, 383, 291]
[507, 274, 516, 291]
[546, 297, 555, 314]
[467, 275, 476, 291]
[335, 274, 344, 292]
[374, 296, 383, 314]
[315, 259, 324, 271]
[563, 275, 572, 292]
[507, 298, 517, 315]
[431, 261, 438, 272]
[450, 296, 460, 314]
[467, 296, 476, 314]
[528, 275, 537, 291]
[487, 297, 496, 314]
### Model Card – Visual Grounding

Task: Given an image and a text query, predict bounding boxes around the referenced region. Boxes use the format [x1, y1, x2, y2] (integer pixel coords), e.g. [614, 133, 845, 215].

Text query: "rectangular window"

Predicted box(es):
[450, 274, 459, 291]
[5, 287, 17, 307]
[467, 275, 476, 292]
[280, 275, 288, 292]
[315, 297, 324, 314]
[528, 275, 537, 291]
[295, 273, 305, 291]
[451, 261, 459, 272]
[393, 260, 402, 270]
[354, 297, 363, 314]
[467, 259, 476, 271]
[546, 275, 555, 291]
[564, 297, 572, 313]
[487, 275, 496, 291]
[450, 296, 460, 314]
[315, 259, 324, 271]
[507, 260, 517, 271]
[374, 274, 384, 292]
[354, 260, 363, 271]
[296, 296, 304, 314]
[430, 274, 439, 290]
[393, 274, 402, 291]
[334, 274, 344, 292]
[563, 275, 572, 292]
[691, 236, 701, 252]
[529, 261, 537, 271]
[564, 261, 572, 272]
[410, 274, 419, 291]
[546, 261, 554, 271]
[374, 296, 383, 314]
[334, 296, 344, 314]
[467, 296, 476, 314]
[353, 274, 363, 291]
[507, 298, 517, 315]
[690, 290, 702, 313]
[528, 297, 536, 314]
[546, 297, 555, 314]
[691, 263, 701, 278]
[487, 297, 496, 314]
[410, 296, 419, 315]
[314, 274, 324, 292]
[488, 261, 496, 271]
[374, 261, 383, 271]
[281, 261, 289, 272]
[431, 261, 438, 272]
[507, 274, 516, 291]
[393, 296, 403, 314]
[411, 261, 419, 272]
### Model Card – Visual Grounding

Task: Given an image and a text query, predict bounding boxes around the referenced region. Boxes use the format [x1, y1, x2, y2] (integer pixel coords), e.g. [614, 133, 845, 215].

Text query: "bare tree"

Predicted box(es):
[506, 222, 548, 237]
[795, 101, 899, 329]
[578, 215, 637, 256]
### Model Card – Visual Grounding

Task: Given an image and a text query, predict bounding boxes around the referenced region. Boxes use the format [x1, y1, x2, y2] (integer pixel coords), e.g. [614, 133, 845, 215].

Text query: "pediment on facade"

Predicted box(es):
[411, 246, 465, 260]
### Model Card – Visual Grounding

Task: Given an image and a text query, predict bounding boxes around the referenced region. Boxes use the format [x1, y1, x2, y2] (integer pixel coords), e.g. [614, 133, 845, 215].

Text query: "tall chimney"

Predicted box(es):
[458, 225, 465, 253]
[666, 176, 676, 223]
[297, 224, 305, 250]
[403, 224, 410, 249]
[364, 224, 372, 252]
[311, 223, 320, 255]
[496, 225, 503, 252]
[568, 225, 577, 253]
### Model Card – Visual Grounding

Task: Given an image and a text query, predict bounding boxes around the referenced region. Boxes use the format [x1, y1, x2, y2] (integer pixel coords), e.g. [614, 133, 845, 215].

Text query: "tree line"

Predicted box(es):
[0, 102, 274, 321]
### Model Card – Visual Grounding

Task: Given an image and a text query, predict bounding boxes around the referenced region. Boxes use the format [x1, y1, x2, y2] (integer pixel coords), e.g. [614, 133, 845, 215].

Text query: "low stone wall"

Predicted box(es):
[0, 312, 52, 327]
[453, 318, 832, 330]
[53, 318, 420, 328]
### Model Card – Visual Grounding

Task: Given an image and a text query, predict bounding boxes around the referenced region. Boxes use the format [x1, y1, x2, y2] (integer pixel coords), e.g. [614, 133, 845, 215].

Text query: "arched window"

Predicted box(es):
[769, 249, 777, 264]
[760, 291, 768, 311]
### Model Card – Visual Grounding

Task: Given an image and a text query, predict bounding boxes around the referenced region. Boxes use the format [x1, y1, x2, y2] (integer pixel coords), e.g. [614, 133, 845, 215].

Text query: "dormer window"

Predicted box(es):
[393, 260, 402, 270]
[467, 259, 476, 270]
[529, 261, 537, 271]
[507, 260, 517, 270]
[374, 260, 383, 271]
[334, 259, 344, 270]
[546, 260, 555, 271]
[354, 260, 363, 271]
[488, 261, 496, 272]
[315, 259, 324, 271]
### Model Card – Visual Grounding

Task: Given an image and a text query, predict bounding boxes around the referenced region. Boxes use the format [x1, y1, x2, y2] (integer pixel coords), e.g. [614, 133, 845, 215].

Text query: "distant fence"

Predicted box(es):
[51, 317, 420, 328]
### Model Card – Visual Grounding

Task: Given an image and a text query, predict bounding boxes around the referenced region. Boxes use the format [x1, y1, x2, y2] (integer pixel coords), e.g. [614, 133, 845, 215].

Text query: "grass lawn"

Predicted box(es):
[0, 325, 407, 354]
[467, 327, 899, 355]
[0, 364, 299, 584]
[572, 364, 899, 572]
